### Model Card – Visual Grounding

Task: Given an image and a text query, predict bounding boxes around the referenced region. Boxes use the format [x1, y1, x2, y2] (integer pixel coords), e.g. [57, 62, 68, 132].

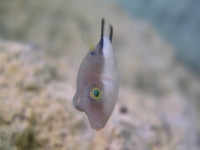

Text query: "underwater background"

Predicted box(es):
[118, 0, 200, 73]
[0, 0, 200, 149]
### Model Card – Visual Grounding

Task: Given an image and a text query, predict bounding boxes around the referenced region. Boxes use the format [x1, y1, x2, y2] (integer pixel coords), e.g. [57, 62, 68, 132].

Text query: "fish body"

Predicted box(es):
[73, 19, 120, 131]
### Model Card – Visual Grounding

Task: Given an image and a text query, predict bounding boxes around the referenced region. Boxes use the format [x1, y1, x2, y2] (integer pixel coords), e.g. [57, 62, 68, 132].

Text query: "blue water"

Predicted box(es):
[118, 0, 200, 72]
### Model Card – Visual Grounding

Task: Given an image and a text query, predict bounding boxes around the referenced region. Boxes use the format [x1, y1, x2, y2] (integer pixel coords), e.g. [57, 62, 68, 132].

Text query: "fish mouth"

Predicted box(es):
[91, 123, 103, 131]
[86, 112, 104, 130]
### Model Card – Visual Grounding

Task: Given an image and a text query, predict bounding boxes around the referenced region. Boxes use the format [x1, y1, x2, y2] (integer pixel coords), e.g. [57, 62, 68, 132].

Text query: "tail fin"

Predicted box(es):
[100, 18, 113, 47]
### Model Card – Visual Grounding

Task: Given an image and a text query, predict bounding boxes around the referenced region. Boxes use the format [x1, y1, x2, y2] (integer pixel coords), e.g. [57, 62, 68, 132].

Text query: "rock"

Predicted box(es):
[0, 37, 199, 149]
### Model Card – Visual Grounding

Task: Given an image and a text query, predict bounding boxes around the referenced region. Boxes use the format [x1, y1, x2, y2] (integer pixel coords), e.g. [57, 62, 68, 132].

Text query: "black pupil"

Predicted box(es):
[93, 90, 100, 97]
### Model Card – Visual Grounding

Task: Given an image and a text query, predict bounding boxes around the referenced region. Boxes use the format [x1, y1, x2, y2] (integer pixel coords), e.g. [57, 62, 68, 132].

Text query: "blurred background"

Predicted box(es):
[0, 0, 200, 149]
[119, 0, 200, 73]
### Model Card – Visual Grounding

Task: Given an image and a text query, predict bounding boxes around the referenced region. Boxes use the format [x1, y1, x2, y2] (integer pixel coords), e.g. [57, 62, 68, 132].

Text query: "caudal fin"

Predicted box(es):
[100, 18, 113, 47]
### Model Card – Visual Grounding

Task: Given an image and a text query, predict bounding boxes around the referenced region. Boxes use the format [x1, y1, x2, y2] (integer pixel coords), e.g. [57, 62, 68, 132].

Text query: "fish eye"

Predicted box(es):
[89, 87, 102, 100]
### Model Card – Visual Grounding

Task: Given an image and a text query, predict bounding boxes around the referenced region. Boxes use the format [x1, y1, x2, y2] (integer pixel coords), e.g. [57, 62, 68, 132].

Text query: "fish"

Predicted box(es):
[73, 18, 120, 131]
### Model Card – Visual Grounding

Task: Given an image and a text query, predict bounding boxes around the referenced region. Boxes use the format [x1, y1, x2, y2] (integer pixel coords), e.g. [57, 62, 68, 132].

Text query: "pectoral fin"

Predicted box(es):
[73, 93, 84, 112]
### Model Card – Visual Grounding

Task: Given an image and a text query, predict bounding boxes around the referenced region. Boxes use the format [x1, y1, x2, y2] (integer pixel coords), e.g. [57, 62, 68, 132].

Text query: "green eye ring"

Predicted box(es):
[89, 87, 102, 100]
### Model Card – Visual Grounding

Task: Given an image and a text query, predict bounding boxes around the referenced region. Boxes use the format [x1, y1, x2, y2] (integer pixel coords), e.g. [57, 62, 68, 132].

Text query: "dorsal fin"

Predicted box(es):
[81, 33, 94, 51]
[100, 18, 113, 47]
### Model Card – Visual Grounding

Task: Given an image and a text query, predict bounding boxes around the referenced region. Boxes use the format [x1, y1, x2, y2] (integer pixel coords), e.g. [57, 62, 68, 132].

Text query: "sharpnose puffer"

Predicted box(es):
[73, 19, 120, 131]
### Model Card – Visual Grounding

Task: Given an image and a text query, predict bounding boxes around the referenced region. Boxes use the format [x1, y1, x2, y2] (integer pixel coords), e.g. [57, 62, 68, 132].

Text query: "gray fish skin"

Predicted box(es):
[73, 19, 120, 131]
